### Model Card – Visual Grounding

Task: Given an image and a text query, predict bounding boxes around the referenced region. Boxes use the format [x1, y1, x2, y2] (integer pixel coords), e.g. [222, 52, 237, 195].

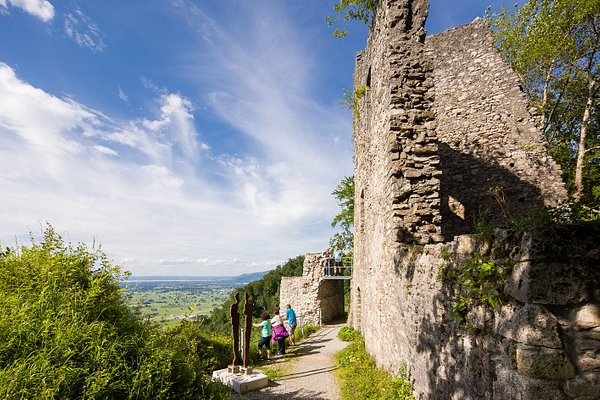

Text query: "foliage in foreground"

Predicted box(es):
[334, 327, 415, 400]
[330, 175, 355, 252]
[0, 226, 230, 399]
[326, 0, 376, 38]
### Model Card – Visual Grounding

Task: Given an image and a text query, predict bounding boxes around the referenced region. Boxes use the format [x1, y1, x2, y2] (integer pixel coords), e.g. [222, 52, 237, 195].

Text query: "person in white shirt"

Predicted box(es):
[271, 309, 287, 355]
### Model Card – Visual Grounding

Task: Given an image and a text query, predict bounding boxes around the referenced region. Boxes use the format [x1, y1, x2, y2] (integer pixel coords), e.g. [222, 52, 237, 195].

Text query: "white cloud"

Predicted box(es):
[0, 61, 326, 276]
[117, 86, 128, 103]
[0, 0, 54, 22]
[64, 7, 106, 52]
[0, 2, 355, 276]
[174, 0, 354, 227]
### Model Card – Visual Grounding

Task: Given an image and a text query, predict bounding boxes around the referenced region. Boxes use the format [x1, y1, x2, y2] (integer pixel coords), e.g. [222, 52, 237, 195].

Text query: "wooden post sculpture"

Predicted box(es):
[229, 292, 240, 370]
[242, 292, 254, 369]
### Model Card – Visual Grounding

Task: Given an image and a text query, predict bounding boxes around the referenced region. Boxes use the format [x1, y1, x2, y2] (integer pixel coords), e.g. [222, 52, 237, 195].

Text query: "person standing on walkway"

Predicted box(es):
[271, 309, 287, 355]
[284, 304, 297, 346]
[253, 312, 272, 361]
[333, 245, 344, 275]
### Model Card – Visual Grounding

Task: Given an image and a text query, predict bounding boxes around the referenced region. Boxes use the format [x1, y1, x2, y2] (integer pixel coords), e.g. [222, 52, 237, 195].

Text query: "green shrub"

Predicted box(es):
[0, 226, 230, 399]
[334, 332, 415, 400]
[337, 326, 359, 342]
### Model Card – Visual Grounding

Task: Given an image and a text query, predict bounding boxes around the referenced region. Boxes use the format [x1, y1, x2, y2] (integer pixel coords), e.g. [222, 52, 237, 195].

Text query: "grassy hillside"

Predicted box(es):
[0, 226, 231, 399]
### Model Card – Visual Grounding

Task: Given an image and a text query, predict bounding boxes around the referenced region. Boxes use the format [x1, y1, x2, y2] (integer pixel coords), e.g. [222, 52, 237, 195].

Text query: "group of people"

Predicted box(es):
[253, 304, 297, 361]
[323, 244, 345, 276]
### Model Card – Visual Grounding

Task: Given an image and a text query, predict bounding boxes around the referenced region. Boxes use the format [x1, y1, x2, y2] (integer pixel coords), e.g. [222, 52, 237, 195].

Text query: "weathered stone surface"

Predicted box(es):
[564, 378, 600, 400]
[573, 304, 600, 329]
[516, 345, 575, 380]
[579, 357, 600, 372]
[279, 254, 344, 325]
[345, 0, 596, 399]
[496, 304, 563, 349]
[493, 363, 567, 400]
[506, 261, 589, 305]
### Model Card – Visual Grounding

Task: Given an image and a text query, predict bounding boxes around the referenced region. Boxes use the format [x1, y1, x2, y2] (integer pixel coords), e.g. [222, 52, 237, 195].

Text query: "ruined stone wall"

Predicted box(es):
[279, 253, 344, 325]
[427, 20, 567, 239]
[348, 0, 591, 399]
[353, 227, 600, 399]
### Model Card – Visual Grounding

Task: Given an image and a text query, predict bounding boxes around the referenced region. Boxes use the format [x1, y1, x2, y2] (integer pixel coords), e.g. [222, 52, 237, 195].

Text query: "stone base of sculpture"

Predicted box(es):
[212, 368, 268, 394]
[227, 365, 239, 374]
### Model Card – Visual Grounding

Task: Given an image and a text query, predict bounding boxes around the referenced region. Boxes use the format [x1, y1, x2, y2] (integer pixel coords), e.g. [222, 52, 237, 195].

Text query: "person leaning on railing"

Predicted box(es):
[322, 248, 332, 276]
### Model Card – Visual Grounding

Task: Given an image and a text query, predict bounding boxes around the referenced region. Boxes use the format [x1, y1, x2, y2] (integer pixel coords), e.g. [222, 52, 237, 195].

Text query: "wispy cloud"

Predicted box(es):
[64, 7, 106, 52]
[117, 86, 128, 103]
[0, 60, 337, 275]
[173, 0, 354, 225]
[0, 0, 54, 22]
[0, 1, 354, 276]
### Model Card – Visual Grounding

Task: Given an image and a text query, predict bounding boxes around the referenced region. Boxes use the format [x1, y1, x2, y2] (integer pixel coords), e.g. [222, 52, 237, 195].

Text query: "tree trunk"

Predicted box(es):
[573, 77, 596, 202]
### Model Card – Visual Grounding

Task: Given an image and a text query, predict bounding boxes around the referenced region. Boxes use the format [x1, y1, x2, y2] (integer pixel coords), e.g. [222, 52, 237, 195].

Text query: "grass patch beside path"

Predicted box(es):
[335, 327, 415, 400]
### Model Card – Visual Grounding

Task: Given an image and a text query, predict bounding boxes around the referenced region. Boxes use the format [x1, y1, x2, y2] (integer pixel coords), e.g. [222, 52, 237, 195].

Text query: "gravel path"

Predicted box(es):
[234, 322, 348, 400]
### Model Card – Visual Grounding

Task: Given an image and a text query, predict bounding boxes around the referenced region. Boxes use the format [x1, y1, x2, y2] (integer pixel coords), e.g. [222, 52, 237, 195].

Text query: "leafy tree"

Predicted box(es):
[330, 175, 355, 252]
[326, 0, 376, 38]
[487, 0, 600, 205]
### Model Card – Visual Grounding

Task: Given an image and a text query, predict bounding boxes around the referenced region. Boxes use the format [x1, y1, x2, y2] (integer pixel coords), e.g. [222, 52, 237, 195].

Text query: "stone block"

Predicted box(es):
[573, 303, 600, 329]
[496, 304, 563, 348]
[564, 378, 600, 400]
[506, 261, 589, 305]
[212, 368, 268, 394]
[516, 345, 575, 380]
[579, 356, 600, 372]
[494, 362, 567, 400]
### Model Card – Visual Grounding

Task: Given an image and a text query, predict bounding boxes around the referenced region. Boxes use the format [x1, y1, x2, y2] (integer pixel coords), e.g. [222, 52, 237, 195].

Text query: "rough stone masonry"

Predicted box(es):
[347, 0, 599, 399]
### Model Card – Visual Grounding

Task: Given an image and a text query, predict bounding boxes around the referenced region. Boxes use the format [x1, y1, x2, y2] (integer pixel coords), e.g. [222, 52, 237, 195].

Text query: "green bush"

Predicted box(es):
[0, 226, 230, 399]
[337, 326, 359, 342]
[334, 331, 415, 400]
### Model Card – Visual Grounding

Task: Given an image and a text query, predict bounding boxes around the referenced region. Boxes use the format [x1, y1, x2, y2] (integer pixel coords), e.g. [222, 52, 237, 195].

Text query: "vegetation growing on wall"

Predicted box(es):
[0, 226, 230, 399]
[438, 254, 507, 323]
[339, 85, 367, 119]
[335, 327, 415, 400]
[440, 203, 600, 325]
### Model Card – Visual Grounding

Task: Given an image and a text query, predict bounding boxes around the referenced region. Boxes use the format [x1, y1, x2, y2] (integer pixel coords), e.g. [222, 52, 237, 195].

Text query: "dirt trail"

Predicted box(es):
[234, 323, 348, 400]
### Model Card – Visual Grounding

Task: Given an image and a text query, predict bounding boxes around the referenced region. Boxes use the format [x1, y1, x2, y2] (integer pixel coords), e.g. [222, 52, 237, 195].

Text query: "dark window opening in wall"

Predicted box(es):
[366, 66, 371, 88]
[355, 286, 362, 330]
[359, 189, 365, 234]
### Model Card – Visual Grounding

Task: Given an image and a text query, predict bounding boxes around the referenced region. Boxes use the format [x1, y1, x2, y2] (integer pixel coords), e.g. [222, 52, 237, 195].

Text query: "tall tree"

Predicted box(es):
[330, 175, 355, 251]
[488, 0, 600, 205]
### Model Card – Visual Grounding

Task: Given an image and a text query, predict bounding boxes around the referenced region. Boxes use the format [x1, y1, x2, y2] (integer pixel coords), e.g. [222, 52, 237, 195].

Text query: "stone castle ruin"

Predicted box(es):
[281, 0, 600, 398]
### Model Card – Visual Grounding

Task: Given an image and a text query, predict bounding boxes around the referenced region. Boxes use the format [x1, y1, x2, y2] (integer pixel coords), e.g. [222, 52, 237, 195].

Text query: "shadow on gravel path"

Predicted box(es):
[233, 322, 348, 400]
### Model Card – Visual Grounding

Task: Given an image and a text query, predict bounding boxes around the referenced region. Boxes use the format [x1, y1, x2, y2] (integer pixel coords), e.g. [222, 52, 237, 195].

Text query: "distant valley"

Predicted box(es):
[121, 271, 268, 323]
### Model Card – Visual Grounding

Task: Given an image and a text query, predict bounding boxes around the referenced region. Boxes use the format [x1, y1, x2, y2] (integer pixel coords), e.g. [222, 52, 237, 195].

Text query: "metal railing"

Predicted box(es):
[322, 256, 352, 278]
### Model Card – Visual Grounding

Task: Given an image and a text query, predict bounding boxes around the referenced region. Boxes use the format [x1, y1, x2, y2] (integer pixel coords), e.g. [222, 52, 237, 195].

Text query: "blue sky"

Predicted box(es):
[0, 0, 524, 276]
